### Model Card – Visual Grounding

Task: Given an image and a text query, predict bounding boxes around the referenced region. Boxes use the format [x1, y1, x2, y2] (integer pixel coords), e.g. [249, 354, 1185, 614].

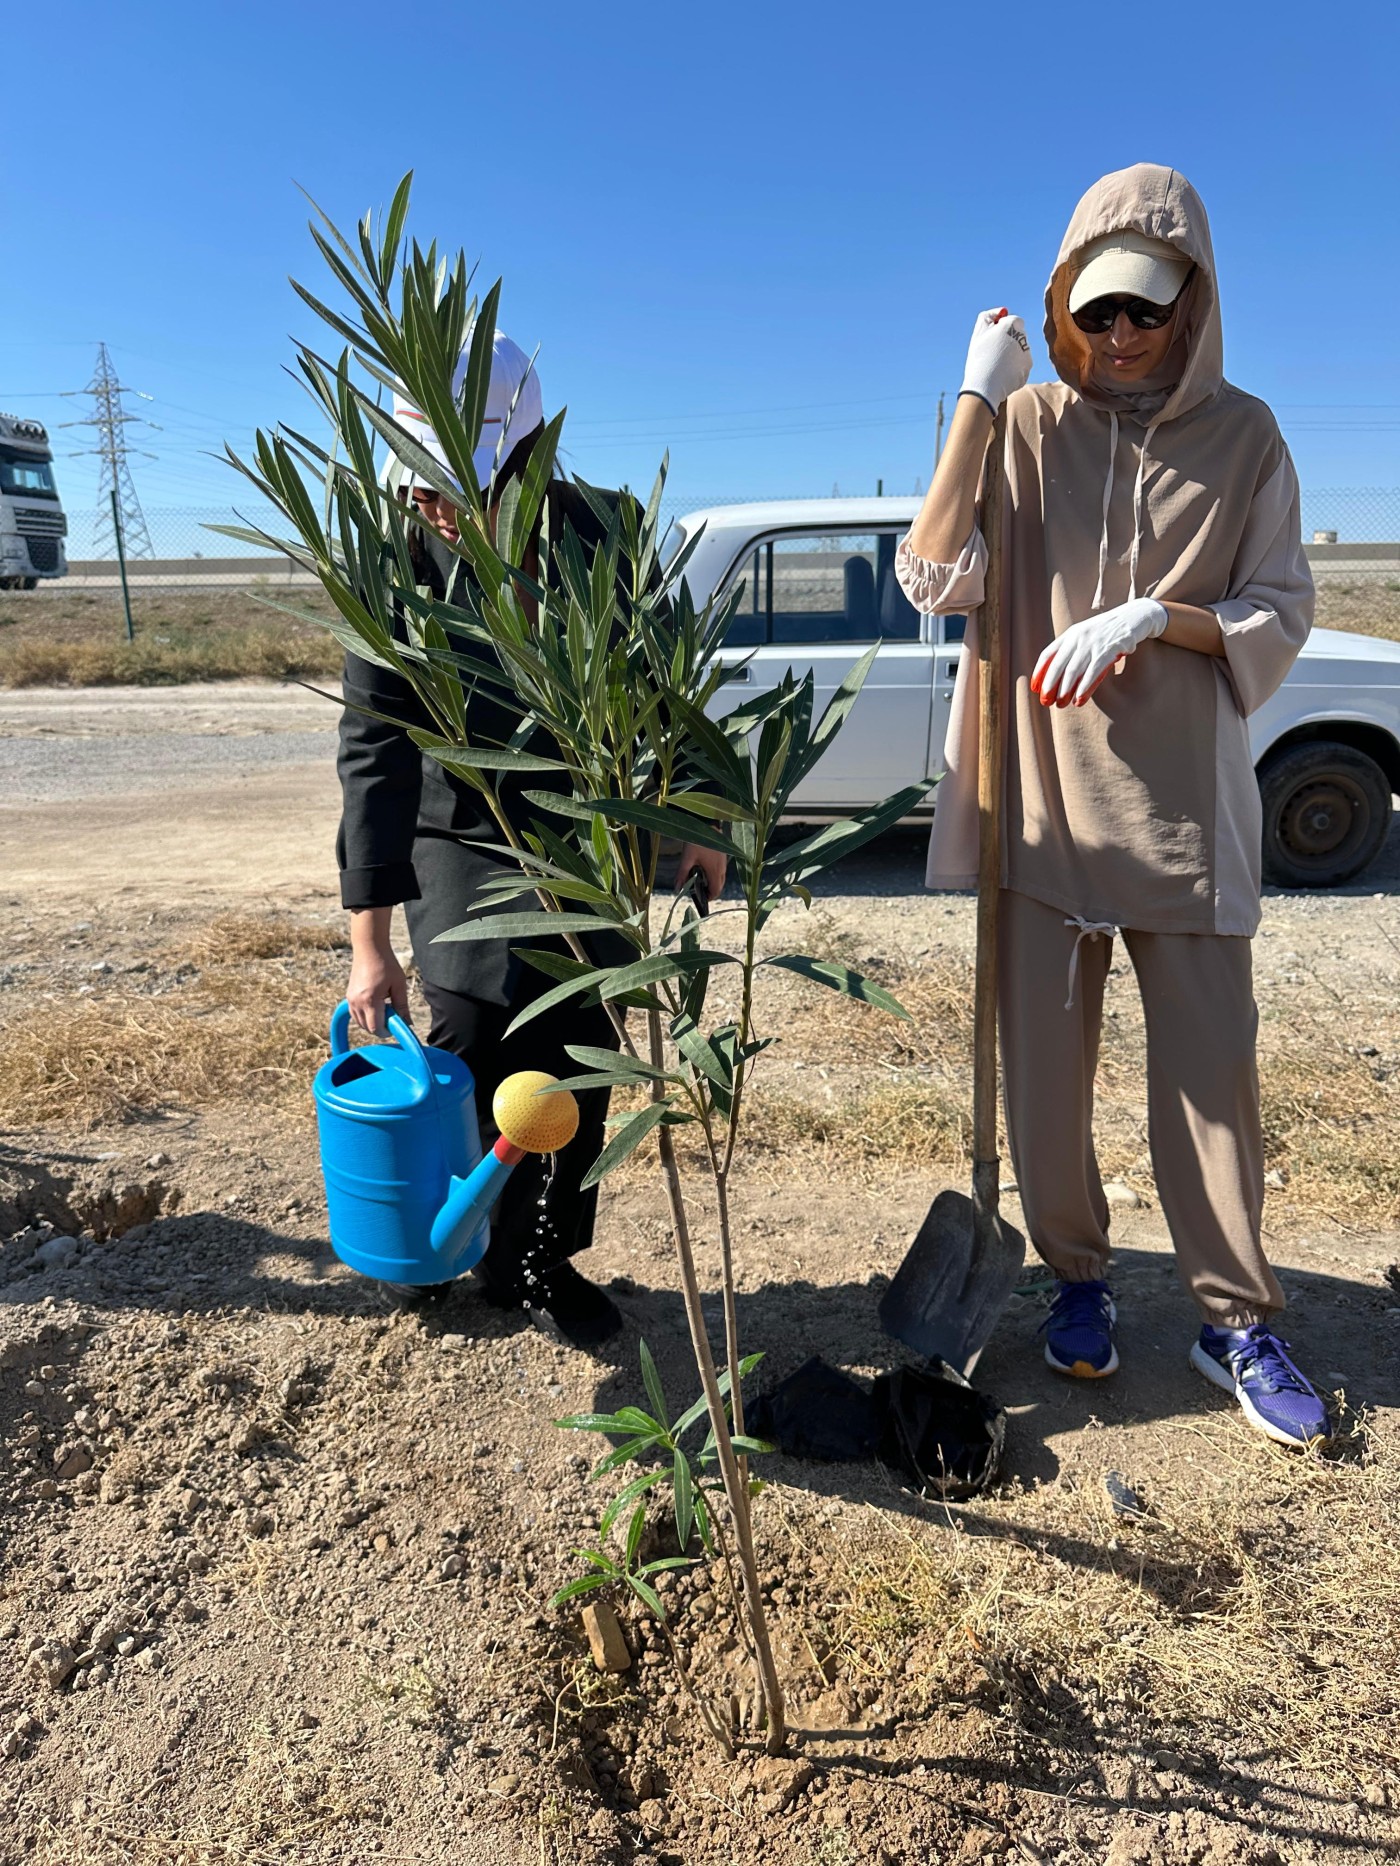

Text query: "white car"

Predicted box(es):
[672, 497, 1400, 889]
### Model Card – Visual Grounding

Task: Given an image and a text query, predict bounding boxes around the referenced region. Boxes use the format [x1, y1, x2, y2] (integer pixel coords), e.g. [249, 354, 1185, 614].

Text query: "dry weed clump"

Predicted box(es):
[0, 987, 327, 1127]
[0, 626, 341, 688]
[0, 921, 345, 1127]
[763, 951, 1400, 1227]
[170, 913, 349, 967]
[1313, 578, 1400, 643]
[805, 1420, 1399, 1782]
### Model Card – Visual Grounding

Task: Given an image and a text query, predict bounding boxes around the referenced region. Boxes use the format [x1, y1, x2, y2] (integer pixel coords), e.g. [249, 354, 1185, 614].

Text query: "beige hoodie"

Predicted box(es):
[897, 163, 1313, 935]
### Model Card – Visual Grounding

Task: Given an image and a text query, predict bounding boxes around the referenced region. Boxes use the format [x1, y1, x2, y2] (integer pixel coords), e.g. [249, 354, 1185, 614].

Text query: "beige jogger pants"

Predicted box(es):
[997, 890, 1283, 1327]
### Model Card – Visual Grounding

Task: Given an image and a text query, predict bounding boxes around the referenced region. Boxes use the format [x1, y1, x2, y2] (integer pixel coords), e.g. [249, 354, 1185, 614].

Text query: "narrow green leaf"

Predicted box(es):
[673, 1448, 694, 1550]
[763, 954, 910, 1019]
[580, 1101, 672, 1189]
[551, 1574, 611, 1608]
[410, 735, 567, 775]
[433, 911, 627, 945]
[639, 1342, 668, 1427]
[564, 1044, 671, 1081]
[625, 1501, 646, 1568]
[555, 1411, 640, 1433]
[582, 796, 740, 858]
[599, 1471, 666, 1539]
[626, 1574, 666, 1622]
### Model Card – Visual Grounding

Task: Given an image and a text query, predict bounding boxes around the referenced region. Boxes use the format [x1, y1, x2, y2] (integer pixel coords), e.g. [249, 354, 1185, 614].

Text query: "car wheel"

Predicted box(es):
[19, 577, 36, 592]
[1259, 741, 1393, 888]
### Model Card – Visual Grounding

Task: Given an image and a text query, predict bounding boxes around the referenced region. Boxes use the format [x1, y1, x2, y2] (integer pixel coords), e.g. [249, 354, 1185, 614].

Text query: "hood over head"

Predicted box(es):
[1045, 163, 1222, 425]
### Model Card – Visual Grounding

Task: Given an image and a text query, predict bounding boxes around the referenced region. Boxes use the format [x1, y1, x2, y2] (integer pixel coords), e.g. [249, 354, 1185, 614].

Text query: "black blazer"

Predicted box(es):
[336, 479, 641, 1003]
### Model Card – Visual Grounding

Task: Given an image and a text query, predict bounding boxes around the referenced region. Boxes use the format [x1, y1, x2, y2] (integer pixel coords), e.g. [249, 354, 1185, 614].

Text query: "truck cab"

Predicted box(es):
[0, 414, 67, 589]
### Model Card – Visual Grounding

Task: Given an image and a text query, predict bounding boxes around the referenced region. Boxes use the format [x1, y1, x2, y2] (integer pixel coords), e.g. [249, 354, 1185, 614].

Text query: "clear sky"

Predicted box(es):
[4, 0, 1397, 538]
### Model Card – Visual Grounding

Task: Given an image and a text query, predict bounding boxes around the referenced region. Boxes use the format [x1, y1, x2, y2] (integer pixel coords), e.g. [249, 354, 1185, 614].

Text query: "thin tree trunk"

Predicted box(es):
[645, 1010, 786, 1753]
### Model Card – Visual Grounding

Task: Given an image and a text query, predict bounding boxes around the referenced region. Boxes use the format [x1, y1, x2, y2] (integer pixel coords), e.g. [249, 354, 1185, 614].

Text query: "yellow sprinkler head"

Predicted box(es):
[492, 1071, 580, 1154]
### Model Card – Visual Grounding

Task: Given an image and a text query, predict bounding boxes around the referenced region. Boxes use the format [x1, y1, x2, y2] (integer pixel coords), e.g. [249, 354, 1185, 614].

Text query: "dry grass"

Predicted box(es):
[0, 590, 340, 687]
[1314, 576, 1400, 643]
[750, 948, 1400, 1226]
[0, 626, 341, 688]
[6, 911, 1398, 1229]
[802, 1416, 1400, 1782]
[0, 917, 345, 1127]
[170, 913, 349, 967]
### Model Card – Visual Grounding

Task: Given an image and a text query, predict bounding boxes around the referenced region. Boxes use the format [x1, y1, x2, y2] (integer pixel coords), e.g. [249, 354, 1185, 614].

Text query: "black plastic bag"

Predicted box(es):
[751, 1355, 1005, 1500]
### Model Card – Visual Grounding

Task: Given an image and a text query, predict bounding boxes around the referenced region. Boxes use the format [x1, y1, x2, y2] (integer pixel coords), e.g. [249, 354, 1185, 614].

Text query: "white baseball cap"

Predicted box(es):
[1067, 230, 1193, 314]
[389, 330, 544, 490]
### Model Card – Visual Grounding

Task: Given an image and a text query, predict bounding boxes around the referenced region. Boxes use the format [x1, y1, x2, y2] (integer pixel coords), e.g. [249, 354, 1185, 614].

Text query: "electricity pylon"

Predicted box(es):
[62, 344, 159, 557]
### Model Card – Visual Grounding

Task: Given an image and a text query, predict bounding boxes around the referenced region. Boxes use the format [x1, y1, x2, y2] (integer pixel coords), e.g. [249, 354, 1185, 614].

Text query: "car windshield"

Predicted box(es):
[659, 517, 688, 570]
[0, 444, 57, 498]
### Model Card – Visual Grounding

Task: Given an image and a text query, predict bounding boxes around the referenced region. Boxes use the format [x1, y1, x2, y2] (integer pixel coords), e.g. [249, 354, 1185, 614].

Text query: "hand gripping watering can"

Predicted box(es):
[313, 1002, 580, 1285]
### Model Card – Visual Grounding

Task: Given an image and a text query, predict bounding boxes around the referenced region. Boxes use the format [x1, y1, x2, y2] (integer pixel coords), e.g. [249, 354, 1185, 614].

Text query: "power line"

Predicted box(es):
[58, 343, 159, 558]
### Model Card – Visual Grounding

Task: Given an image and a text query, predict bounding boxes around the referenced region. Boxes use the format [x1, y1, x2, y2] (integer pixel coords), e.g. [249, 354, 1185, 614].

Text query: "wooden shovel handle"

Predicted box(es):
[973, 405, 1007, 1211]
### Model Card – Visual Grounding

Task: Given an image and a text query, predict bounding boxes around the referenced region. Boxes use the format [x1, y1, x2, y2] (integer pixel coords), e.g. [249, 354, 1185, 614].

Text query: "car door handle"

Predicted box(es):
[724, 664, 752, 682]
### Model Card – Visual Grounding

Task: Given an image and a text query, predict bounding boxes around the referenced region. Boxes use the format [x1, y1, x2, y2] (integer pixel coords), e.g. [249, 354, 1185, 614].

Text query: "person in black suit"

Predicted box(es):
[338, 334, 724, 1347]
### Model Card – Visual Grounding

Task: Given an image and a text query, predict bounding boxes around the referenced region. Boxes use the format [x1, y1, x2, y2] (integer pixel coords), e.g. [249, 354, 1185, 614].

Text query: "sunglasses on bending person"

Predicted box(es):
[1071, 289, 1186, 335]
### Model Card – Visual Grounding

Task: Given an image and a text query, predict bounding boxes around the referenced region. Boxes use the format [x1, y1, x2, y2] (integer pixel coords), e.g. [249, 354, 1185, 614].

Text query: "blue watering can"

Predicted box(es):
[313, 1001, 580, 1285]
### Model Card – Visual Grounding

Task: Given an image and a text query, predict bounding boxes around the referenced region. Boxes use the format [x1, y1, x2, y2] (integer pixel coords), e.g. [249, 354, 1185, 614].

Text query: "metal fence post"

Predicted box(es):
[110, 489, 136, 643]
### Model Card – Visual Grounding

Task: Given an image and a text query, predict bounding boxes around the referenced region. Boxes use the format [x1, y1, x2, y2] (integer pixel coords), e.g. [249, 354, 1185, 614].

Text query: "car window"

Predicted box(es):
[722, 531, 921, 647]
[724, 544, 769, 647]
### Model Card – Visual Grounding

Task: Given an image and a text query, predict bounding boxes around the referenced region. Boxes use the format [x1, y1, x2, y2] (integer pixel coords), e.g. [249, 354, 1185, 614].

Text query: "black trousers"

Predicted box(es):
[420, 973, 621, 1288]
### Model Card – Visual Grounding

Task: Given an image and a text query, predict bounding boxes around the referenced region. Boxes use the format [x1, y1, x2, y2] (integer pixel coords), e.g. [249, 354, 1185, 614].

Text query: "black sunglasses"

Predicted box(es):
[1071, 289, 1185, 335]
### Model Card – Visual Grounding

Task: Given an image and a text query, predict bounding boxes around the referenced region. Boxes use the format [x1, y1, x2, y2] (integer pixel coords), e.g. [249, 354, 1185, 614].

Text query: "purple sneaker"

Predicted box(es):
[1041, 1279, 1118, 1378]
[1191, 1325, 1330, 1448]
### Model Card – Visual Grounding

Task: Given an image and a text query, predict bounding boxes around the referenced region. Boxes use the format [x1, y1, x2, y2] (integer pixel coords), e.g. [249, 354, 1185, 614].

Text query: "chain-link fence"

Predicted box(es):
[42, 489, 1400, 641]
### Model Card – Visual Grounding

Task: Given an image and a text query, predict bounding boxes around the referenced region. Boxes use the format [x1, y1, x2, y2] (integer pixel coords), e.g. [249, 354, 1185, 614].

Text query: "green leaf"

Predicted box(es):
[551, 1574, 612, 1608]
[582, 796, 740, 858]
[590, 1436, 657, 1480]
[410, 735, 567, 775]
[727, 1436, 776, 1456]
[625, 1501, 646, 1568]
[765, 784, 934, 882]
[692, 1486, 714, 1554]
[784, 643, 879, 789]
[564, 1045, 672, 1082]
[555, 1411, 642, 1434]
[609, 1407, 665, 1435]
[670, 1354, 764, 1440]
[596, 950, 735, 1004]
[431, 910, 626, 945]
[671, 1014, 731, 1089]
[673, 1448, 694, 1550]
[763, 954, 910, 1019]
[639, 1340, 668, 1428]
[580, 1101, 672, 1189]
[626, 1574, 666, 1622]
[599, 1470, 666, 1539]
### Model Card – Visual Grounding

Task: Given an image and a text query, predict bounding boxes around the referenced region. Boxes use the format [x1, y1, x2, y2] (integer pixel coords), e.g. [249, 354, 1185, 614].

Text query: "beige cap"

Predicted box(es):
[1068, 230, 1193, 314]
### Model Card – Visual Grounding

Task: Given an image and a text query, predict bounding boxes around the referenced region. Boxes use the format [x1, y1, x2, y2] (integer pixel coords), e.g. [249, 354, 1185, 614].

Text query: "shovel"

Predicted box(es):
[880, 401, 1026, 1375]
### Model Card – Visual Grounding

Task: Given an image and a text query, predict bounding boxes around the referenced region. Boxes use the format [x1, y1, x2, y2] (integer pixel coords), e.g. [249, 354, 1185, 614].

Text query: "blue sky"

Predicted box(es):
[3, 0, 1397, 541]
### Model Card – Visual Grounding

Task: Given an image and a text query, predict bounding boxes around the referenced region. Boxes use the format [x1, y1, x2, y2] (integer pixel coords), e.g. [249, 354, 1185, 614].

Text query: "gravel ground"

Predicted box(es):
[2, 685, 1399, 1865]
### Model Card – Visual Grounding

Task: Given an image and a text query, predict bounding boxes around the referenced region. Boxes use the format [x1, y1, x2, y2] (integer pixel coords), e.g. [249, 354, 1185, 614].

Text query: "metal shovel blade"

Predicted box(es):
[878, 1189, 1026, 1375]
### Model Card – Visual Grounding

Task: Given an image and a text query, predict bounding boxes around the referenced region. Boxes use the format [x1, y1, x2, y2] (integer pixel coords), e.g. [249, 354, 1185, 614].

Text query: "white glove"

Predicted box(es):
[1032, 598, 1168, 707]
[959, 308, 1032, 413]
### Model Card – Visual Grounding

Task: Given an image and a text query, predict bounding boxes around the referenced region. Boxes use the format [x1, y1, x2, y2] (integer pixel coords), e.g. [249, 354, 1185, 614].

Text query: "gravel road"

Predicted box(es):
[0, 685, 336, 803]
[2, 678, 1396, 909]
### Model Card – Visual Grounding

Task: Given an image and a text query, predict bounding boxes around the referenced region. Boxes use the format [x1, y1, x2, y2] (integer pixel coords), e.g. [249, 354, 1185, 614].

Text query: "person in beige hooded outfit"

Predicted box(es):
[897, 163, 1330, 1448]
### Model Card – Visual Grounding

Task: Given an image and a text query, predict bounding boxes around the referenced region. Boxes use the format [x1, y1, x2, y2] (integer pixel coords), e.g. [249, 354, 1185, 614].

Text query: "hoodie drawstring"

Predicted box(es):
[1127, 419, 1160, 601]
[1091, 415, 1159, 609]
[1090, 413, 1118, 611]
[1064, 917, 1118, 1010]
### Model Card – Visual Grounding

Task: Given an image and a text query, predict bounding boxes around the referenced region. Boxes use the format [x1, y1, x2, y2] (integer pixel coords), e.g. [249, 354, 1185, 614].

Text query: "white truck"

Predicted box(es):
[674, 498, 1400, 890]
[0, 414, 67, 589]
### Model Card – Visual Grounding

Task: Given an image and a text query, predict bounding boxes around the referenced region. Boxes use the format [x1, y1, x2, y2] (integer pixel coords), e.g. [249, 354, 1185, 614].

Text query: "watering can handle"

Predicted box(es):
[327, 1000, 435, 1097]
